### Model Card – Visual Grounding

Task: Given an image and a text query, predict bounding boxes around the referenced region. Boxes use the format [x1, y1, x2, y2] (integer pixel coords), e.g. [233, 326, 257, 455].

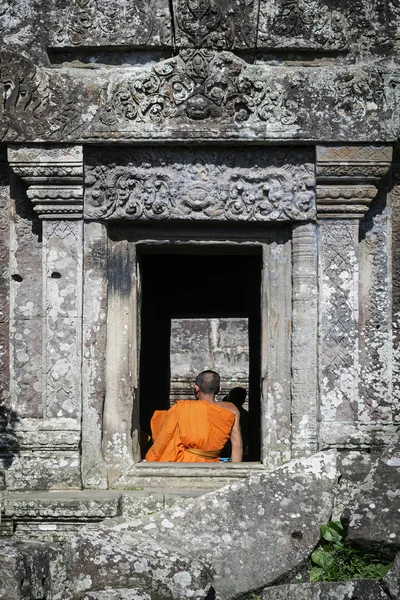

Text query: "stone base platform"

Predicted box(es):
[0, 463, 266, 540]
[0, 488, 210, 542]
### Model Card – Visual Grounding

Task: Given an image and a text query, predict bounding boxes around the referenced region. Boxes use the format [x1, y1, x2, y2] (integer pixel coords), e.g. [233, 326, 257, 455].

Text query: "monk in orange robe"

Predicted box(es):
[146, 370, 243, 463]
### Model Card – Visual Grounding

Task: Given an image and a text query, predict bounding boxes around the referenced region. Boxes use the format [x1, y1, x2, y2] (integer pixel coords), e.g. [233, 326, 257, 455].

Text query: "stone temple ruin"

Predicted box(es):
[0, 1, 399, 599]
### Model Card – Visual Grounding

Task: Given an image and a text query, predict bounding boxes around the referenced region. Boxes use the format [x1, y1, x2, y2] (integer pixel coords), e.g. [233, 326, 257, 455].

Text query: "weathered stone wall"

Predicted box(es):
[170, 318, 249, 403]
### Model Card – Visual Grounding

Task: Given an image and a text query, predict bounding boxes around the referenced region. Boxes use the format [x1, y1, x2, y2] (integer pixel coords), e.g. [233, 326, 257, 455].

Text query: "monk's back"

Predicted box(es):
[145, 400, 235, 463]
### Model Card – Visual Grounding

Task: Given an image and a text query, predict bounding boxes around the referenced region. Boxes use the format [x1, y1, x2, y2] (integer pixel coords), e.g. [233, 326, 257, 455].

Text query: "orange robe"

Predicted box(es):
[145, 400, 235, 463]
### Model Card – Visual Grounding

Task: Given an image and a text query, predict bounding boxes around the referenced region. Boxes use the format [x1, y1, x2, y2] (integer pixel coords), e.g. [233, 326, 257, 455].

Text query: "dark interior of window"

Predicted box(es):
[139, 248, 262, 462]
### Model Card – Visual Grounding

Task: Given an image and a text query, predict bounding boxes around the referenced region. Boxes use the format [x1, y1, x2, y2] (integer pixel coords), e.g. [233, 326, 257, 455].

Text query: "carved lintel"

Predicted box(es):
[7, 145, 83, 220]
[316, 144, 392, 219]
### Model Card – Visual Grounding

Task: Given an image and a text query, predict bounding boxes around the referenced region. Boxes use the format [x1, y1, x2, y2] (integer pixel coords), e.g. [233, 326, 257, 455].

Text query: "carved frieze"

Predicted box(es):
[50, 0, 172, 47]
[172, 0, 259, 49]
[84, 147, 316, 222]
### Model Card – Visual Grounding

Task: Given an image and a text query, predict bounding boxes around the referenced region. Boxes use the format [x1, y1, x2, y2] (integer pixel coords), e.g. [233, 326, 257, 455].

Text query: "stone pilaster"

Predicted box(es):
[291, 223, 318, 458]
[7, 146, 83, 490]
[261, 231, 292, 469]
[316, 145, 392, 449]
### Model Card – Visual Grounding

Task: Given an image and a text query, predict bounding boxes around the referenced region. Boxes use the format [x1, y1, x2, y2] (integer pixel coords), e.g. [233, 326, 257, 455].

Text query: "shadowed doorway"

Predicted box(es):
[139, 247, 262, 462]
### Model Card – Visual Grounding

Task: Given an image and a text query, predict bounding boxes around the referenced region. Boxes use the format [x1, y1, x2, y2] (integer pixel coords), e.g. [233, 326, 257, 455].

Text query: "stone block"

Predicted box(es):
[4, 491, 121, 520]
[262, 580, 390, 600]
[107, 451, 338, 599]
[4, 451, 81, 491]
[82, 591, 151, 600]
[0, 539, 66, 600]
[383, 552, 400, 600]
[346, 439, 400, 555]
[64, 530, 213, 600]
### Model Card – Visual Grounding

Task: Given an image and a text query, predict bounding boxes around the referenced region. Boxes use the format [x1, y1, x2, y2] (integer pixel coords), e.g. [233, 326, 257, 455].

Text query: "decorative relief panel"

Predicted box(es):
[258, 0, 350, 50]
[172, 0, 259, 49]
[0, 49, 397, 143]
[319, 220, 359, 421]
[50, 0, 172, 47]
[257, 0, 398, 52]
[96, 50, 302, 128]
[84, 147, 316, 222]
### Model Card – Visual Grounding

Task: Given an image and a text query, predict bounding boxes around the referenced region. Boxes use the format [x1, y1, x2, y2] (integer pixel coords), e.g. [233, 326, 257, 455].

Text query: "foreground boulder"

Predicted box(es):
[346, 438, 400, 556]
[65, 529, 213, 600]
[103, 451, 338, 599]
[262, 580, 390, 599]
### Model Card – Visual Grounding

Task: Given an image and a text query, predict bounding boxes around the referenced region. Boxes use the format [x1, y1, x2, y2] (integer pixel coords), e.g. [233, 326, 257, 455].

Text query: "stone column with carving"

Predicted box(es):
[7, 146, 83, 490]
[316, 145, 392, 449]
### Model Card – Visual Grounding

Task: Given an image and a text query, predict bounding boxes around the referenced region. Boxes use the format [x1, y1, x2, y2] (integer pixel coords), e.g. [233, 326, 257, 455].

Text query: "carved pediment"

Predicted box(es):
[0, 49, 398, 143]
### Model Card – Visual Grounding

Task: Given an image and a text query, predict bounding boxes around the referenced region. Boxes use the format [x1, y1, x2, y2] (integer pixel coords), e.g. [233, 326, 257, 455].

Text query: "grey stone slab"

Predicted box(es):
[392, 171, 400, 425]
[262, 580, 390, 600]
[0, 156, 10, 418]
[9, 317, 43, 419]
[4, 491, 121, 519]
[82, 591, 151, 600]
[383, 551, 400, 600]
[261, 231, 292, 468]
[291, 223, 318, 458]
[64, 530, 213, 600]
[103, 238, 138, 484]
[4, 451, 81, 491]
[333, 451, 375, 521]
[346, 438, 400, 555]
[82, 221, 108, 489]
[0, 539, 67, 600]
[106, 451, 338, 600]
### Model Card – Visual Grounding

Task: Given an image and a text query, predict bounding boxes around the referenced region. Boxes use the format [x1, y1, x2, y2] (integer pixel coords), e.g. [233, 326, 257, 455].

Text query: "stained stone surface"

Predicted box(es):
[84, 146, 315, 222]
[82, 591, 151, 600]
[0, 49, 399, 144]
[346, 438, 400, 555]
[0, 539, 67, 600]
[101, 452, 338, 600]
[49, 0, 172, 48]
[262, 580, 390, 600]
[383, 552, 400, 600]
[64, 530, 213, 600]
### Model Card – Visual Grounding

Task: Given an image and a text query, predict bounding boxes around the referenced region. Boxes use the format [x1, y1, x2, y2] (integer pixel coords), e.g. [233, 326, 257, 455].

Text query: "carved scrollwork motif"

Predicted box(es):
[0, 51, 51, 141]
[173, 0, 258, 49]
[85, 147, 316, 222]
[97, 50, 301, 127]
[51, 0, 171, 46]
[258, 0, 349, 49]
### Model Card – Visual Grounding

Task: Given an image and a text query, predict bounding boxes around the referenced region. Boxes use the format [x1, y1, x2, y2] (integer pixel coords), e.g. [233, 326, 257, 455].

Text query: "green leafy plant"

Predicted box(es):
[310, 521, 392, 583]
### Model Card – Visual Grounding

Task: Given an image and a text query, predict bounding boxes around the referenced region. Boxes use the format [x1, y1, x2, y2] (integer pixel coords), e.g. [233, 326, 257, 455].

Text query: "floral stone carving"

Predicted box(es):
[84, 147, 316, 222]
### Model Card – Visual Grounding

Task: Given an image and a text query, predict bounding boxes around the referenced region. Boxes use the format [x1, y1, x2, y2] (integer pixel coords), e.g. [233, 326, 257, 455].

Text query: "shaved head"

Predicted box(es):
[195, 370, 220, 395]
